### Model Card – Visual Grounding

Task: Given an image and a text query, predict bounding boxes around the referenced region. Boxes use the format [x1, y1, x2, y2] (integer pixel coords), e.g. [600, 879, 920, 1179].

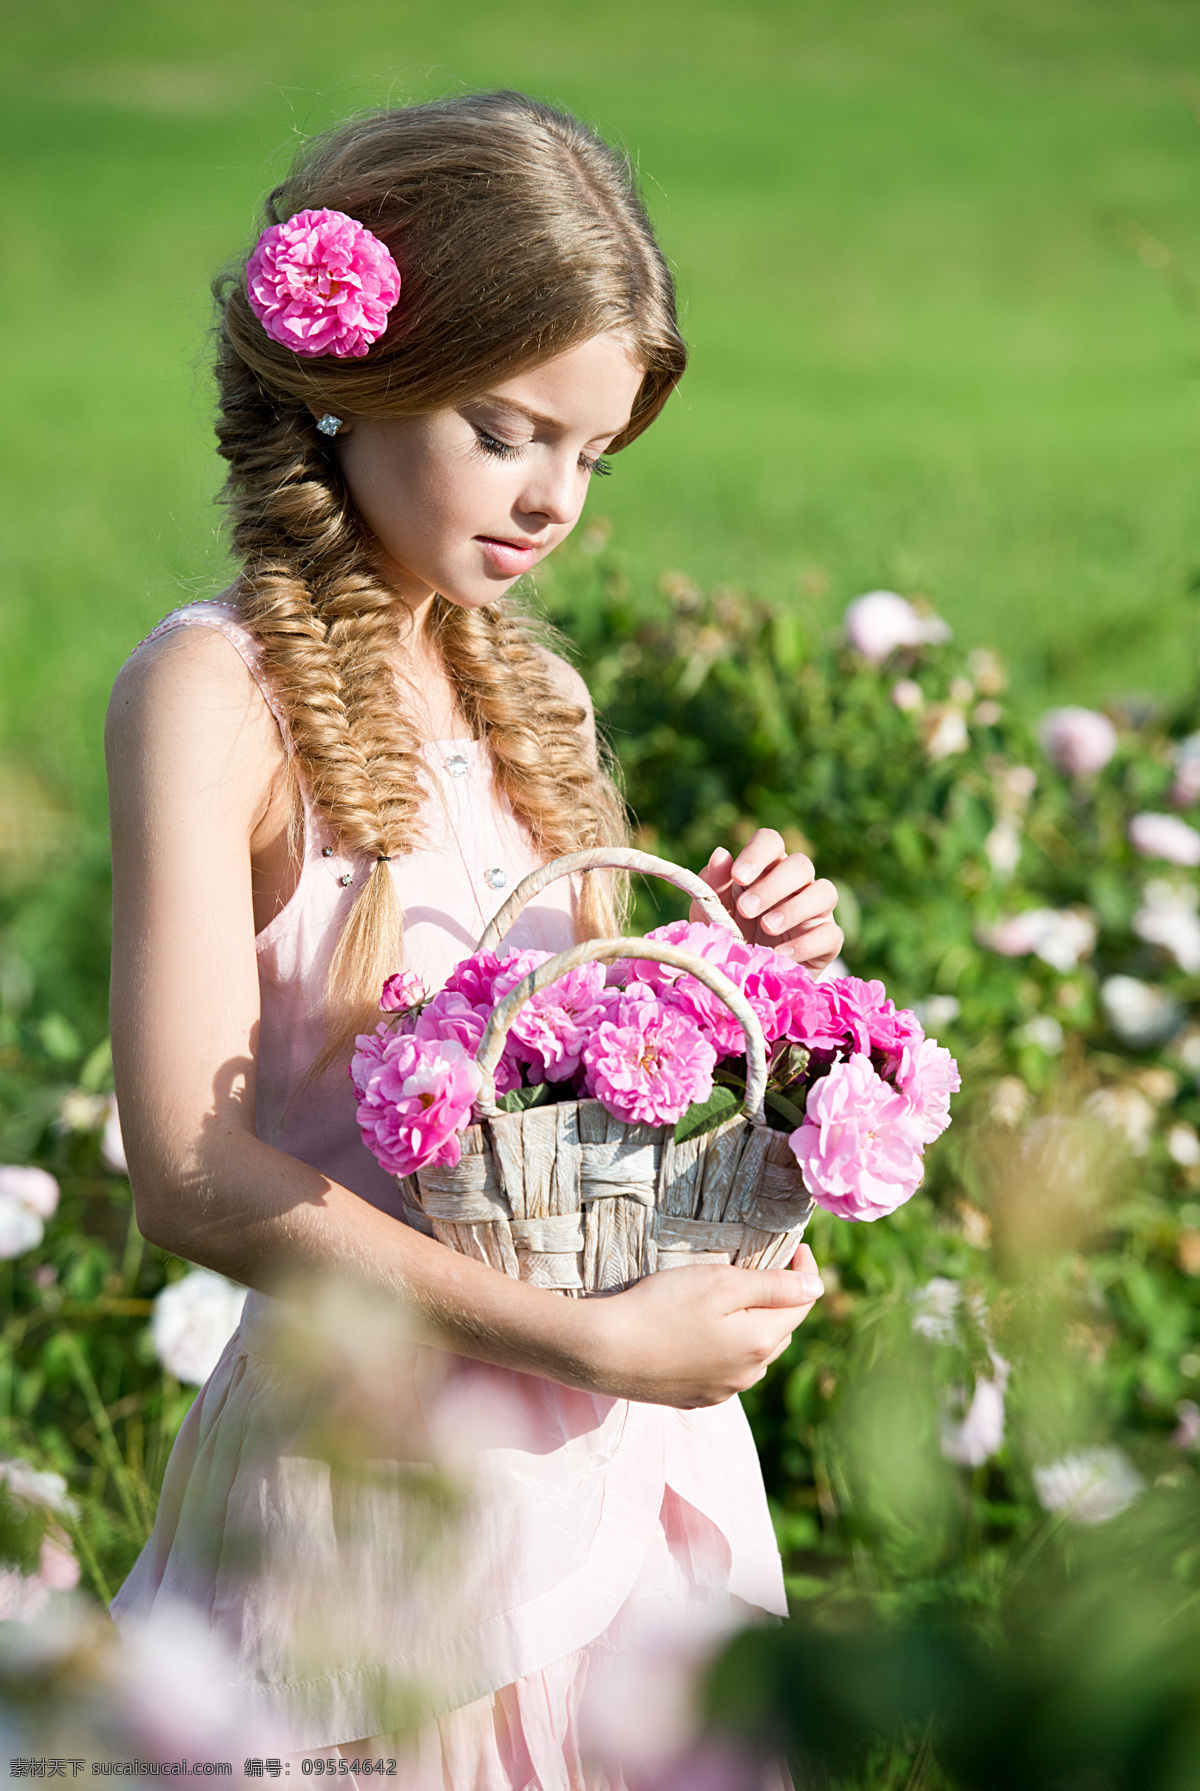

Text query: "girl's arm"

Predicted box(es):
[106, 628, 822, 1410]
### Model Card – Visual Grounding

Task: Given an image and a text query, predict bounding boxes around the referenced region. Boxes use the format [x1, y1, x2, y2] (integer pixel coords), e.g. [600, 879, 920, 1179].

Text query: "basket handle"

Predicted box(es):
[475, 847, 742, 953]
[474, 936, 768, 1124]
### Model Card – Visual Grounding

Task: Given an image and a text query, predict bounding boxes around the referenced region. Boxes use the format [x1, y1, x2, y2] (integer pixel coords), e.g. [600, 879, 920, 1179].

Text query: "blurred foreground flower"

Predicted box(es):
[940, 1369, 1007, 1468]
[843, 590, 951, 662]
[1083, 1086, 1156, 1156]
[1040, 706, 1117, 777]
[0, 1166, 58, 1259]
[1132, 878, 1200, 973]
[1033, 1448, 1144, 1525]
[1101, 975, 1182, 1049]
[1128, 811, 1200, 866]
[151, 1269, 247, 1384]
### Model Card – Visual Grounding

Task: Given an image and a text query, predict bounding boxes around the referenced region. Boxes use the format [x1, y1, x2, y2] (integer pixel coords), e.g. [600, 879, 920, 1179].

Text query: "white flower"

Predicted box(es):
[58, 1091, 108, 1134]
[979, 907, 1096, 973]
[844, 590, 951, 662]
[101, 1096, 127, 1175]
[921, 704, 969, 761]
[890, 678, 924, 713]
[0, 1459, 74, 1516]
[1129, 812, 1200, 866]
[912, 995, 961, 1032]
[151, 1270, 246, 1386]
[0, 1166, 58, 1219]
[1167, 1122, 1200, 1166]
[1033, 1447, 1143, 1525]
[984, 822, 1022, 879]
[1131, 879, 1200, 974]
[1015, 1015, 1065, 1054]
[940, 1372, 1007, 1468]
[1170, 732, 1200, 808]
[1101, 975, 1182, 1049]
[1040, 707, 1117, 777]
[1084, 1086, 1156, 1155]
[911, 1276, 961, 1342]
[0, 1196, 44, 1260]
[1172, 1400, 1200, 1450]
[989, 1076, 1030, 1128]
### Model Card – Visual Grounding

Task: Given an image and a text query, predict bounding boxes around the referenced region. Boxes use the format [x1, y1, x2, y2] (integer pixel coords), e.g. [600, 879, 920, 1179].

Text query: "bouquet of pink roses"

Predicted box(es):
[351, 915, 959, 1226]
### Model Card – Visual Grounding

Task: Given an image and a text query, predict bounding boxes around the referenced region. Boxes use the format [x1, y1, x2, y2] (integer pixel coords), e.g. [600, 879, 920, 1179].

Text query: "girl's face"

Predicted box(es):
[332, 332, 644, 609]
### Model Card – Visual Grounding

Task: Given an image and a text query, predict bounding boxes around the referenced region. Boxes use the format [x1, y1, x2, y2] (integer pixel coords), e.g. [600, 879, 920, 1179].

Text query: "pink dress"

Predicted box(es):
[111, 602, 787, 1783]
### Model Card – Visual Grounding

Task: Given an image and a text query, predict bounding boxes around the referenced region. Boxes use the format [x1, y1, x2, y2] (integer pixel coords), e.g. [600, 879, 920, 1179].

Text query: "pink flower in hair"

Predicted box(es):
[582, 997, 717, 1127]
[247, 208, 401, 359]
[895, 1037, 961, 1143]
[789, 1054, 926, 1220]
[351, 1031, 481, 1180]
[380, 969, 425, 1013]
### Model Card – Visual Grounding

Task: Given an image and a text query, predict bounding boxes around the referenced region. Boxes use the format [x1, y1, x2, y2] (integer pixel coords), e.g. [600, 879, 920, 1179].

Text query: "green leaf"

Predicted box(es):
[674, 1083, 740, 1143]
[497, 1082, 558, 1113]
[765, 1088, 807, 1128]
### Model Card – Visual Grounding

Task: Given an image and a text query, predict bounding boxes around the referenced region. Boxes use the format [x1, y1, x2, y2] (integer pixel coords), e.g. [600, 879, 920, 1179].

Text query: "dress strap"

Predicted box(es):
[134, 600, 295, 753]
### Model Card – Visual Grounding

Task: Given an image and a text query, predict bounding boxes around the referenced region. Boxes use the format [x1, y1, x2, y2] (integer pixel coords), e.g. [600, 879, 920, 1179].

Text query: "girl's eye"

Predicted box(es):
[580, 454, 613, 477]
[475, 429, 523, 461]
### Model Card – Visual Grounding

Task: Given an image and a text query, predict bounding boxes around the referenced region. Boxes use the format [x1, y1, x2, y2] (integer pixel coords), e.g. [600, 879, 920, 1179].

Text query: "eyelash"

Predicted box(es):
[475, 430, 612, 477]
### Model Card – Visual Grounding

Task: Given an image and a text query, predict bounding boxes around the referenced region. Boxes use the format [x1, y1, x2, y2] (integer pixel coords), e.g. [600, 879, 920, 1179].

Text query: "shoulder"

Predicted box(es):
[532, 645, 593, 716]
[107, 614, 285, 824]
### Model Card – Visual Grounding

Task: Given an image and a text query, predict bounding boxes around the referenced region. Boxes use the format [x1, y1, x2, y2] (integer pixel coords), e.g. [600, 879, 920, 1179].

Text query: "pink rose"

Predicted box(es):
[821, 977, 924, 1074]
[443, 948, 511, 1011]
[1039, 707, 1117, 778]
[844, 591, 951, 663]
[582, 997, 717, 1127]
[379, 969, 425, 1013]
[896, 1037, 961, 1143]
[1128, 811, 1200, 867]
[246, 208, 401, 359]
[789, 1054, 926, 1220]
[351, 1032, 481, 1179]
[413, 990, 521, 1095]
[492, 959, 608, 1083]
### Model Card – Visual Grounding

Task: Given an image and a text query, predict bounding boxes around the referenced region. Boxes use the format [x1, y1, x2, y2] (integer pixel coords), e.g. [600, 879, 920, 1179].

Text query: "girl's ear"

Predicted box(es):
[307, 408, 353, 437]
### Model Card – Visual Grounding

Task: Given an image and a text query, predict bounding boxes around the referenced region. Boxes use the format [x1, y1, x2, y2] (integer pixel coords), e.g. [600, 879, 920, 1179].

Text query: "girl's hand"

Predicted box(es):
[695, 828, 843, 973]
[578, 1245, 824, 1408]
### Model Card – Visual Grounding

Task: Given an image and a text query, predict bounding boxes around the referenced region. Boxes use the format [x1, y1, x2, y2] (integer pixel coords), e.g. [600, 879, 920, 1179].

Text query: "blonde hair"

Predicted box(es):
[213, 92, 686, 1066]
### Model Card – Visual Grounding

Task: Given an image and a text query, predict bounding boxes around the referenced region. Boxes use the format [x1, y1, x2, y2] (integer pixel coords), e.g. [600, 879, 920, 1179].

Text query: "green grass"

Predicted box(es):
[5, 0, 1200, 823]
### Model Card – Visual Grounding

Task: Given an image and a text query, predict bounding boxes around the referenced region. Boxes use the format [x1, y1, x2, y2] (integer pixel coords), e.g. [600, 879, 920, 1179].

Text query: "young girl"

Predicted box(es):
[106, 92, 840, 1785]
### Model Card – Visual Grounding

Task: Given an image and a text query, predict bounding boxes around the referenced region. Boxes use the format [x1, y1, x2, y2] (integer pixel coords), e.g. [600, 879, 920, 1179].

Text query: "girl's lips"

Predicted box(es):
[476, 535, 541, 577]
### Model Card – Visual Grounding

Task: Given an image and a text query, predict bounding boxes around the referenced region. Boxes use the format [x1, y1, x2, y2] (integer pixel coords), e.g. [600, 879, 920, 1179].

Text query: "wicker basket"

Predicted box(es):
[399, 848, 816, 1296]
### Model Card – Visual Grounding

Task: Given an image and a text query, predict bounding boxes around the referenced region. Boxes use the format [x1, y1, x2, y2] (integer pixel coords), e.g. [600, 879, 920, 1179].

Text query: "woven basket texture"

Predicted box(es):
[395, 848, 816, 1294]
[403, 1102, 813, 1296]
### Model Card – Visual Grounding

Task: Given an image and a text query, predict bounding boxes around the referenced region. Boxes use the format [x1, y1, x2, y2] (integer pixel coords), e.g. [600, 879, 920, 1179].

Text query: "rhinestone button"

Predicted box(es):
[445, 753, 469, 778]
[485, 867, 508, 890]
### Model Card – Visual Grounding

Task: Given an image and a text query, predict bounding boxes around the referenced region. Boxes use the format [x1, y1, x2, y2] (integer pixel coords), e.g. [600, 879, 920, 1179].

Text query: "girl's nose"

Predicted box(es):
[516, 452, 580, 528]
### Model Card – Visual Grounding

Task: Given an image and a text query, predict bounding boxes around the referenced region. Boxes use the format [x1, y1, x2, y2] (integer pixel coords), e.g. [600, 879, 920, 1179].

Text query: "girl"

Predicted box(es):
[106, 92, 840, 1786]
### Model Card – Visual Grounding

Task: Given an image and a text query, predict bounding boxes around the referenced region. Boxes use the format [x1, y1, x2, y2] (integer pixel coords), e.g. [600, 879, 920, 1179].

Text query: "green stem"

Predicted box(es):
[57, 1327, 150, 1539]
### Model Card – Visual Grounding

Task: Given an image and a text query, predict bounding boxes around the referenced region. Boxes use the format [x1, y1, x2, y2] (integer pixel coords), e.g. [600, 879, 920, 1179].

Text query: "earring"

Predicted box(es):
[315, 414, 343, 437]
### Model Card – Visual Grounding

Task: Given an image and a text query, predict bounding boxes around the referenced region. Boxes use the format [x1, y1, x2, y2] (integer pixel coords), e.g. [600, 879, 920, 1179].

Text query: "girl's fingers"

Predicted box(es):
[755, 879, 839, 935]
[777, 920, 844, 970]
[729, 830, 791, 893]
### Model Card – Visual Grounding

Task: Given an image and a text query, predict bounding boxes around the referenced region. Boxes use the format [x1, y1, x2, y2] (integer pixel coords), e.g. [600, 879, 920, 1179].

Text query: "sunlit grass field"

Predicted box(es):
[4, 0, 1200, 824]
